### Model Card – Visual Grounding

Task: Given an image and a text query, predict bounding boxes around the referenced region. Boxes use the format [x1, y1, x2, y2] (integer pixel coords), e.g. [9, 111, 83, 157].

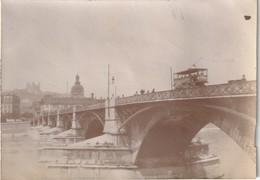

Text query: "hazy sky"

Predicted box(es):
[2, 0, 256, 98]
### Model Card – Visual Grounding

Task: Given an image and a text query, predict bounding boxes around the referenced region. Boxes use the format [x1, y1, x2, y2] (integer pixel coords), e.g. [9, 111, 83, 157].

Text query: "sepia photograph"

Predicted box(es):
[1, 0, 257, 179]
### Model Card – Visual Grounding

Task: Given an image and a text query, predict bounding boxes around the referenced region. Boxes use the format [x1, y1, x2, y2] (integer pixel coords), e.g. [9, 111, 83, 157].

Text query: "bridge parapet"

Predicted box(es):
[44, 102, 106, 116]
[76, 102, 105, 111]
[116, 80, 256, 105]
[42, 80, 256, 116]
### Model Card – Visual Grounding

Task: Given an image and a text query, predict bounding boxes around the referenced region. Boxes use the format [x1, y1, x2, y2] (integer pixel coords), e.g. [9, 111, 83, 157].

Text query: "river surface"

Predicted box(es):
[1, 123, 256, 179]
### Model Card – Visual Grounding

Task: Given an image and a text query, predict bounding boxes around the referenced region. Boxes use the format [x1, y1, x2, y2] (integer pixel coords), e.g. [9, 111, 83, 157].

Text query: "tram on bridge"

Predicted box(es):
[173, 65, 208, 89]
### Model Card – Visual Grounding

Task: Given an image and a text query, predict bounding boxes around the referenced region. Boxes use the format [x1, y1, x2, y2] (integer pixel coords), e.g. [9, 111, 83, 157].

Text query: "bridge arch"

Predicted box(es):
[78, 111, 104, 139]
[42, 116, 48, 125]
[78, 111, 104, 127]
[56, 113, 73, 130]
[50, 116, 57, 127]
[62, 116, 72, 130]
[63, 113, 72, 122]
[121, 97, 256, 165]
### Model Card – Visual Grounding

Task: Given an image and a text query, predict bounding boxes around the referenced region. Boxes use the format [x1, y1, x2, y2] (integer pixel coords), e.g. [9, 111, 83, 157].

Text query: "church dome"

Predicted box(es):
[71, 74, 84, 97]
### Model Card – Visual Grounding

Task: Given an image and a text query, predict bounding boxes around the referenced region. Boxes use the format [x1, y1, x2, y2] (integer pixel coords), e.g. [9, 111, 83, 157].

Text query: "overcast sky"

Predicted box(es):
[2, 0, 256, 98]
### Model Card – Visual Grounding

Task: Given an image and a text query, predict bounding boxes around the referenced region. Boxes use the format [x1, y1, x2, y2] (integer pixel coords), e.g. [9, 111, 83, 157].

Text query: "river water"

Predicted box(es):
[1, 123, 255, 179]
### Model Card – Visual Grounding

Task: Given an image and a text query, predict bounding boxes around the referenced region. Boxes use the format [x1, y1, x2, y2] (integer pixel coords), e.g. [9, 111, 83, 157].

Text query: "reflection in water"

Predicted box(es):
[2, 123, 255, 179]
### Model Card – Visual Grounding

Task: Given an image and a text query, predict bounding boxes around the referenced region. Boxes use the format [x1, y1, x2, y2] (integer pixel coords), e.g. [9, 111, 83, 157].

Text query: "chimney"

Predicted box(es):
[91, 93, 94, 99]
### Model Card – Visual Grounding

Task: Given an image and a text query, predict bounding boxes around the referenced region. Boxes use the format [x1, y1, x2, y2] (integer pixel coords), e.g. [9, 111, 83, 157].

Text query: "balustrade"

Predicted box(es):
[40, 80, 256, 116]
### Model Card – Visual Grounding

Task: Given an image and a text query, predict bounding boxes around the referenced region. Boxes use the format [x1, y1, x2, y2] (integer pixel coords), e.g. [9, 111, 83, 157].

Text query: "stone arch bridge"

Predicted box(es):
[38, 80, 256, 164]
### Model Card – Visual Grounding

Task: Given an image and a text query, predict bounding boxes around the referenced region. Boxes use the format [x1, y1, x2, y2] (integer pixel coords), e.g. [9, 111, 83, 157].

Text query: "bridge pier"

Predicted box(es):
[39, 119, 50, 134]
[71, 105, 81, 137]
[56, 107, 63, 133]
[32, 116, 36, 127]
[29, 113, 44, 141]
[46, 96, 132, 167]
[42, 115, 47, 126]
[103, 97, 128, 147]
[37, 114, 41, 126]
[32, 113, 43, 130]
[39, 109, 62, 141]
[47, 105, 52, 128]
[51, 105, 85, 146]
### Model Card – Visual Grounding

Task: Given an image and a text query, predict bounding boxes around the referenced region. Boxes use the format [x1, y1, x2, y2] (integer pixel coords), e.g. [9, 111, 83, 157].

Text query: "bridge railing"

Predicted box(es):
[42, 80, 256, 116]
[75, 103, 105, 111]
[42, 102, 106, 116]
[115, 80, 256, 105]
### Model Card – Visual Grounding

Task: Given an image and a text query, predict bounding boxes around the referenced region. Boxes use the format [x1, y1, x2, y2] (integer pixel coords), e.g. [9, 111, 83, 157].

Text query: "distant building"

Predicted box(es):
[1, 93, 20, 121]
[39, 74, 103, 113]
[40, 96, 104, 113]
[26, 82, 41, 94]
[13, 83, 43, 114]
[71, 74, 84, 97]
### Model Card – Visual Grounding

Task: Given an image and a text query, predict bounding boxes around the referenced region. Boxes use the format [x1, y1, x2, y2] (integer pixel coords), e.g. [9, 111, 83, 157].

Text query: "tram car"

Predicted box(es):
[174, 65, 208, 89]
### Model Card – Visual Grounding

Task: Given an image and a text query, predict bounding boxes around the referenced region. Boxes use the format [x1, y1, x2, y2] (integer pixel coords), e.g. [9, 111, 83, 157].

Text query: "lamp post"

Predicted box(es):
[108, 64, 110, 118]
